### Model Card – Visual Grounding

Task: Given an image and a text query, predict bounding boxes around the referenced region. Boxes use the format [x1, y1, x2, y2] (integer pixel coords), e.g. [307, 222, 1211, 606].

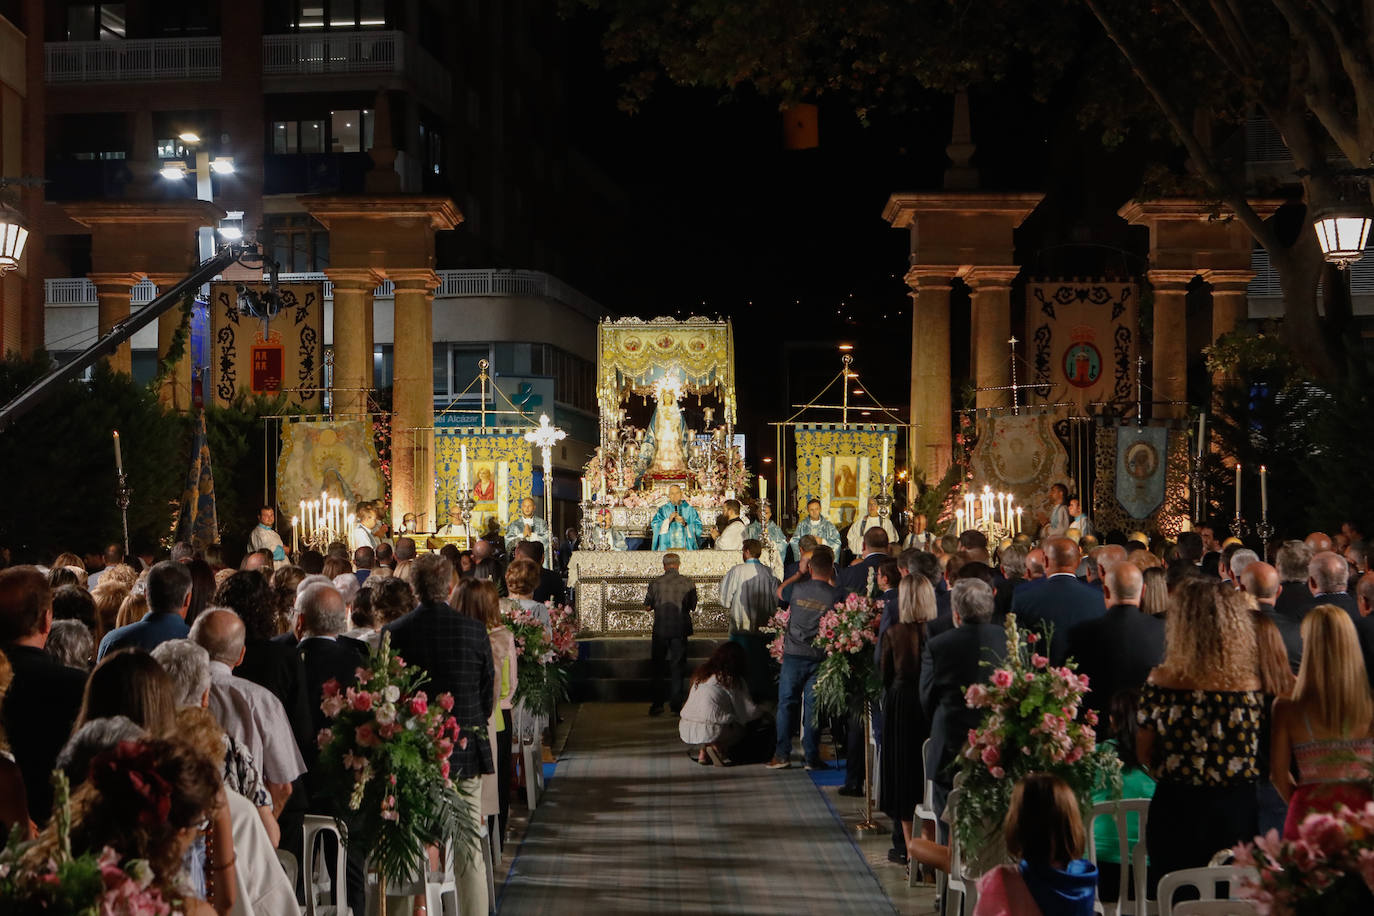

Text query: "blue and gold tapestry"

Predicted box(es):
[434, 425, 535, 536]
[794, 423, 902, 528]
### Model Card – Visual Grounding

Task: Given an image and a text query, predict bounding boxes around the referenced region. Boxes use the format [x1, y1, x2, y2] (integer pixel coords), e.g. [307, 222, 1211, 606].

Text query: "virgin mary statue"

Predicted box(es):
[641, 375, 690, 478]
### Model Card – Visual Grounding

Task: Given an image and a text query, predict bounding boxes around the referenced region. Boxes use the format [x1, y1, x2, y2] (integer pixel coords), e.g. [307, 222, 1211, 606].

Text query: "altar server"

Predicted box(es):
[846, 497, 899, 558]
[712, 499, 747, 552]
[505, 497, 551, 557]
[790, 498, 841, 561]
[746, 502, 788, 577]
[652, 485, 702, 551]
[249, 506, 287, 563]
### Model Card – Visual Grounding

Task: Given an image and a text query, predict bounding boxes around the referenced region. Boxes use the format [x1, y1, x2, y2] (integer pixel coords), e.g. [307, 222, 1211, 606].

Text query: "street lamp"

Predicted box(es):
[0, 203, 28, 274]
[1312, 201, 1372, 269]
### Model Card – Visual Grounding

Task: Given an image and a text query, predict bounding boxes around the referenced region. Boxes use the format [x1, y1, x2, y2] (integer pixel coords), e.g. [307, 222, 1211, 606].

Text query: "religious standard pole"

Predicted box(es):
[526, 414, 566, 570]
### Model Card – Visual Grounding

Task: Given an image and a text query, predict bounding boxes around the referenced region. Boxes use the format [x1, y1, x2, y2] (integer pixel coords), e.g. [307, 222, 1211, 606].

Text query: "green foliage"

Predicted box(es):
[0, 355, 188, 561]
[204, 394, 292, 564]
[147, 291, 194, 394]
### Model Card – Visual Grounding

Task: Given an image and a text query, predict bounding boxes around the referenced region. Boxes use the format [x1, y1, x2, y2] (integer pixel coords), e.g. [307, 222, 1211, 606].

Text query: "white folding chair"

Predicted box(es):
[1169, 902, 1257, 916]
[1087, 798, 1154, 916]
[941, 787, 979, 916]
[366, 838, 460, 916]
[1157, 866, 1258, 916]
[868, 710, 881, 802]
[911, 738, 942, 892]
[301, 814, 347, 916]
[276, 849, 300, 896]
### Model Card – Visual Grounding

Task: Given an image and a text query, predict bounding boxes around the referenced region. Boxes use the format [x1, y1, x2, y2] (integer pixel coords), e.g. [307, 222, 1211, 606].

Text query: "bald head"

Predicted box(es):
[1357, 572, 1374, 617]
[188, 608, 246, 666]
[1306, 532, 1333, 553]
[1241, 561, 1281, 601]
[299, 583, 347, 637]
[1103, 562, 1143, 606]
[1026, 548, 1047, 580]
[1044, 538, 1081, 575]
[1310, 551, 1350, 595]
[1090, 544, 1127, 582]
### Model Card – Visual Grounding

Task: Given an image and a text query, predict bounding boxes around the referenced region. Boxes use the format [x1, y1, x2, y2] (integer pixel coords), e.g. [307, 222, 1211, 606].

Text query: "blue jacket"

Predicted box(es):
[98, 611, 189, 660]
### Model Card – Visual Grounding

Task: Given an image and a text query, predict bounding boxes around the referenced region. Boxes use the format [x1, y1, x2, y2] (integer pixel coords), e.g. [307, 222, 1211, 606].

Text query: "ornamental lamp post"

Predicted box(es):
[525, 414, 567, 570]
[1306, 166, 1374, 269]
[0, 176, 42, 275]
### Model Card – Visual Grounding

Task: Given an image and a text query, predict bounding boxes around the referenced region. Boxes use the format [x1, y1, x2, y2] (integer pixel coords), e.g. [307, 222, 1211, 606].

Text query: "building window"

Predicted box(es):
[271, 120, 329, 154]
[156, 139, 189, 159]
[66, 2, 126, 40]
[425, 126, 442, 175]
[434, 344, 492, 402]
[263, 214, 329, 272]
[329, 110, 373, 153]
[289, 0, 388, 30]
[151, 0, 216, 35]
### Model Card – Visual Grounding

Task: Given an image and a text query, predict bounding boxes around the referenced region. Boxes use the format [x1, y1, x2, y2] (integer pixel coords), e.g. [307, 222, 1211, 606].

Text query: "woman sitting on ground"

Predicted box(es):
[679, 641, 762, 766]
[975, 773, 1098, 916]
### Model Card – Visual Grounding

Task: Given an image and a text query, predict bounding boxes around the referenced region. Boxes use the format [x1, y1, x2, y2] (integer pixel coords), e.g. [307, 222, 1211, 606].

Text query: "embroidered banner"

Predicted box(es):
[1114, 425, 1168, 519]
[175, 410, 219, 548]
[795, 424, 901, 528]
[434, 424, 535, 536]
[276, 420, 385, 518]
[1025, 280, 1138, 410]
[968, 413, 1074, 520]
[208, 282, 324, 410]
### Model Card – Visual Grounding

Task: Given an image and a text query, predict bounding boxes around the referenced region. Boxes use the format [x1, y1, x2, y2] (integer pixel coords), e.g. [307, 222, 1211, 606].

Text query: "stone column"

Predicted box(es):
[906, 268, 956, 482]
[965, 267, 1020, 410]
[1148, 270, 1196, 420]
[390, 269, 439, 532]
[325, 269, 380, 417]
[88, 273, 142, 375]
[145, 275, 194, 410]
[1203, 269, 1254, 390]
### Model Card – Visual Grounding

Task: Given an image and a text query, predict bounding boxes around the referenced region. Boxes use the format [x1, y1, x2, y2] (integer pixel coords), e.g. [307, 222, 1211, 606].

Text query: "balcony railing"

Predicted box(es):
[46, 270, 604, 316]
[45, 37, 221, 83]
[261, 31, 450, 106]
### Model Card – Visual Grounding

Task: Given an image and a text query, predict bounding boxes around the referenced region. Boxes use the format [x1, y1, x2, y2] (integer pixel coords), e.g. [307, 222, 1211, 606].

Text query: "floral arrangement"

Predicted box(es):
[952, 614, 1121, 851]
[812, 592, 883, 718]
[0, 771, 181, 916]
[621, 491, 650, 508]
[1234, 805, 1374, 915]
[763, 608, 791, 663]
[315, 632, 476, 888]
[501, 603, 579, 716]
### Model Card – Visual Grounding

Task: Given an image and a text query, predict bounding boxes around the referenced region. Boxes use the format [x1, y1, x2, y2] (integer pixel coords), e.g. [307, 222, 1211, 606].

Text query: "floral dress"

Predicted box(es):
[1137, 686, 1264, 879]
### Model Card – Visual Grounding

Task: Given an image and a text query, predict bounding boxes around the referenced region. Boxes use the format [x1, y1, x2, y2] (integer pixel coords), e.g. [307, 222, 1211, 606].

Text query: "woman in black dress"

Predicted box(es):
[880, 573, 937, 852]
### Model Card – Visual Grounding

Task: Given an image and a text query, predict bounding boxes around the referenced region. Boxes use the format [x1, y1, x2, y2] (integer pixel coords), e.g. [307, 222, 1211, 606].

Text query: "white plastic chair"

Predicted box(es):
[366, 839, 459, 916]
[302, 814, 347, 916]
[911, 737, 942, 892]
[941, 787, 979, 916]
[1087, 798, 1154, 916]
[1169, 902, 1257, 916]
[1157, 866, 1258, 916]
[276, 849, 300, 897]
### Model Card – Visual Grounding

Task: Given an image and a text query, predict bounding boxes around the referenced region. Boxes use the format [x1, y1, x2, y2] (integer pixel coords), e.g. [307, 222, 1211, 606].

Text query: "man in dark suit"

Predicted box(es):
[514, 540, 567, 606]
[0, 567, 87, 825]
[1064, 563, 1164, 718]
[838, 526, 889, 596]
[1009, 537, 1105, 663]
[1296, 551, 1361, 623]
[919, 578, 1005, 823]
[97, 560, 192, 659]
[382, 553, 494, 909]
[646, 553, 696, 716]
[1272, 540, 1315, 623]
[296, 583, 369, 752]
[1242, 561, 1301, 673]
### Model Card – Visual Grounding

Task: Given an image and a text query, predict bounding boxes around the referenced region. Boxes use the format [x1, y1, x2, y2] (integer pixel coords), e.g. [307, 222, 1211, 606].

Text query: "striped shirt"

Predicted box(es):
[719, 559, 780, 634]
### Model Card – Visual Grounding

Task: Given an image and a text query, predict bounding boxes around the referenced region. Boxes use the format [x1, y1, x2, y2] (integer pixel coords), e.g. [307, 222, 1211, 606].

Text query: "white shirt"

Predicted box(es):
[714, 516, 745, 551]
[206, 660, 306, 785]
[349, 523, 377, 552]
[847, 515, 898, 556]
[678, 675, 761, 745]
[249, 524, 286, 559]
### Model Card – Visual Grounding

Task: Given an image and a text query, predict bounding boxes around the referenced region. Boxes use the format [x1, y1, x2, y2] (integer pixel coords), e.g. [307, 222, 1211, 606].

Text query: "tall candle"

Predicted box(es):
[1234, 463, 1242, 516]
[964, 493, 975, 522]
[1015, 506, 1023, 536]
[1197, 412, 1207, 459]
[760, 475, 768, 501]
[581, 476, 590, 502]
[955, 509, 965, 532]
[112, 430, 123, 474]
[291, 516, 298, 554]
[881, 437, 889, 481]
[460, 444, 470, 492]
[1260, 465, 1269, 520]
[299, 500, 306, 533]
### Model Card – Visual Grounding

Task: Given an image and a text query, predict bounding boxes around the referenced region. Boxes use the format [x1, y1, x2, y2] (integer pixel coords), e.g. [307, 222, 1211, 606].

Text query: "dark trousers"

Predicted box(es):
[650, 635, 689, 712]
[729, 631, 771, 700]
[844, 710, 866, 790]
[497, 707, 513, 842]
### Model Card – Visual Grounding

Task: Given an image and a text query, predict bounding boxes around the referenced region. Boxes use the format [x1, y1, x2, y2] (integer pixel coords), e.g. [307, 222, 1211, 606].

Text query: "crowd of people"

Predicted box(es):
[0, 520, 565, 916]
[669, 496, 1374, 914]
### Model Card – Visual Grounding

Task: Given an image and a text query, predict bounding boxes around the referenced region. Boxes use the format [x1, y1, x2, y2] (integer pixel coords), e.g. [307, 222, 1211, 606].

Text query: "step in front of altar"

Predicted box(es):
[571, 637, 720, 702]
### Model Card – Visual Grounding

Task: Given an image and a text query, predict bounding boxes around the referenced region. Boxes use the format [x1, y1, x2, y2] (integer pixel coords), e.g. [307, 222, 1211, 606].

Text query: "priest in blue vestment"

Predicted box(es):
[651, 484, 702, 551]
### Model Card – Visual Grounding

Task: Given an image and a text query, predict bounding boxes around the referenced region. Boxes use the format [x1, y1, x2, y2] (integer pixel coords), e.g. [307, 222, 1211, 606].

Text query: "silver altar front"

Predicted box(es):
[568, 549, 740, 636]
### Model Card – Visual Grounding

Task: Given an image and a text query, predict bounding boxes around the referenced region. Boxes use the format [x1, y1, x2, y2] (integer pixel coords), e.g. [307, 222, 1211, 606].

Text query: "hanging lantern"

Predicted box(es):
[1312, 200, 1373, 270]
[0, 203, 29, 274]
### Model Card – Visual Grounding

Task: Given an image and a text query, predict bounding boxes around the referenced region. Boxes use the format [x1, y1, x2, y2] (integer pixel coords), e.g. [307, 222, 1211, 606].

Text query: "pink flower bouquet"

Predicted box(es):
[812, 592, 883, 718]
[1234, 804, 1374, 915]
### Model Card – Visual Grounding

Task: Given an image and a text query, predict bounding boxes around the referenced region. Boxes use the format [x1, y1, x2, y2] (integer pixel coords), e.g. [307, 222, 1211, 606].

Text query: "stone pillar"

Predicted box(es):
[1203, 269, 1254, 390]
[1148, 270, 1196, 420]
[906, 269, 955, 482]
[145, 275, 194, 410]
[325, 269, 380, 417]
[965, 267, 1020, 410]
[88, 273, 142, 375]
[390, 269, 439, 532]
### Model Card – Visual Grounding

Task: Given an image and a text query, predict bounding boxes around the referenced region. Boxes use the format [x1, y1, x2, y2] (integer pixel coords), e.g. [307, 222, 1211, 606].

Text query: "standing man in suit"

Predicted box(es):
[1299, 552, 1361, 623]
[838, 526, 890, 596]
[993, 544, 1028, 620]
[1064, 563, 1164, 718]
[1009, 537, 1105, 663]
[646, 553, 696, 717]
[919, 578, 1005, 821]
[0, 566, 87, 825]
[769, 546, 840, 770]
[1272, 541, 1315, 622]
[382, 553, 494, 914]
[1241, 561, 1301, 673]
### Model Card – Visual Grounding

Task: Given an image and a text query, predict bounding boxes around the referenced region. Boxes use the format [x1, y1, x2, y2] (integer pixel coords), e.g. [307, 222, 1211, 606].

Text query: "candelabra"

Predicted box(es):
[1232, 511, 1251, 542]
[115, 472, 132, 556]
[578, 496, 615, 551]
[294, 494, 348, 552]
[874, 474, 893, 520]
[1255, 517, 1274, 559]
[1190, 455, 1207, 526]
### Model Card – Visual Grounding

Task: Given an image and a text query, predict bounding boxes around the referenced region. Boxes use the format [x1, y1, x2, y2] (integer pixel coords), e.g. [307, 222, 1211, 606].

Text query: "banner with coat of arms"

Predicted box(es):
[1025, 280, 1138, 410]
[208, 282, 324, 409]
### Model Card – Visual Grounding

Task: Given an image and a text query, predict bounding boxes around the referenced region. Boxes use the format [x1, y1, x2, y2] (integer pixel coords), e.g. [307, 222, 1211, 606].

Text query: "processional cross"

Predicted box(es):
[525, 414, 567, 568]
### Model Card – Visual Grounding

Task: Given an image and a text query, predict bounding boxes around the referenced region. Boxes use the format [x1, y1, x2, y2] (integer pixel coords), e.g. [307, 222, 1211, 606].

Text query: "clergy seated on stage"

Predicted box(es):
[505, 498, 551, 556]
[652, 485, 703, 551]
[790, 499, 841, 561]
[712, 500, 747, 551]
[846, 498, 898, 559]
[249, 507, 286, 565]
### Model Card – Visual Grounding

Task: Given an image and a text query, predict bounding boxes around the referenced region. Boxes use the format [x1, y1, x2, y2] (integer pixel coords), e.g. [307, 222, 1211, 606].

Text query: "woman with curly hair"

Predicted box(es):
[370, 575, 417, 626]
[22, 738, 230, 915]
[679, 641, 762, 766]
[1136, 578, 1263, 882]
[268, 565, 306, 634]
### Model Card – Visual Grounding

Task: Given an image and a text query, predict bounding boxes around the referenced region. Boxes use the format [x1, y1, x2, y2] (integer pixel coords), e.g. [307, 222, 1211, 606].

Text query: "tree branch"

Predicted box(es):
[1082, 0, 1281, 251]
[1202, 0, 1261, 78]
[1266, 0, 1365, 162]
[1168, 0, 1253, 82]
[1301, 0, 1374, 143]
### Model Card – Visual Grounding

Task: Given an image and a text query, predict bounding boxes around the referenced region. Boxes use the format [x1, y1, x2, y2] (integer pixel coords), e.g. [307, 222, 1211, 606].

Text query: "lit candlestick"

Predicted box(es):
[299, 500, 307, 535]
[881, 437, 889, 481]
[1234, 463, 1242, 517]
[1015, 506, 1023, 536]
[997, 492, 1006, 527]
[1260, 465, 1269, 520]
[460, 444, 470, 493]
[291, 516, 298, 554]
[964, 493, 975, 523]
[581, 476, 591, 502]
[112, 430, 123, 474]
[760, 475, 768, 502]
[956, 508, 965, 532]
